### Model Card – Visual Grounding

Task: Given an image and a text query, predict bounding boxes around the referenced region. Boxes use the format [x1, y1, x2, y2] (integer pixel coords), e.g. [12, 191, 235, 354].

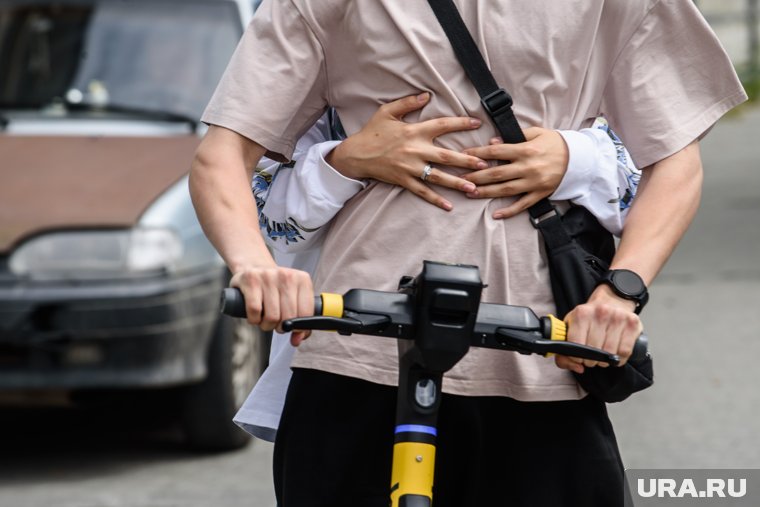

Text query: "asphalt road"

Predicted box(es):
[0, 404, 278, 507]
[1, 106, 758, 507]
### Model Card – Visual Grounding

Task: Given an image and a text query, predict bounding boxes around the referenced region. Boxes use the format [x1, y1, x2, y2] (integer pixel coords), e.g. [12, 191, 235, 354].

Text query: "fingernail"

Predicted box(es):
[470, 118, 481, 127]
[417, 92, 429, 102]
[477, 161, 488, 169]
[462, 183, 476, 192]
[491, 137, 503, 144]
[466, 191, 478, 198]
[493, 213, 503, 219]
[441, 201, 453, 211]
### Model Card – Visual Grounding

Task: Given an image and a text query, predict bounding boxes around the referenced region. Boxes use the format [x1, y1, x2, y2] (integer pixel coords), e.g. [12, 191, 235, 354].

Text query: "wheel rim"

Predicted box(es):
[230, 319, 259, 408]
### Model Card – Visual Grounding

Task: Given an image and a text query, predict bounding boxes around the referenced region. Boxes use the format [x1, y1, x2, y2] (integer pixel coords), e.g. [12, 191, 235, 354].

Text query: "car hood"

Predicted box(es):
[0, 135, 201, 254]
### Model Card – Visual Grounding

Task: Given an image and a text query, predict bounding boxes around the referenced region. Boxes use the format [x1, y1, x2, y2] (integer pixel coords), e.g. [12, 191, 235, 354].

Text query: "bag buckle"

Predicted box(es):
[529, 205, 560, 228]
[481, 88, 513, 117]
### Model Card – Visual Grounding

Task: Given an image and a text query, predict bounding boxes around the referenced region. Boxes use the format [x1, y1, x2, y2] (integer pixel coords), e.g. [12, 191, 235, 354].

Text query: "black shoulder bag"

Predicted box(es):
[427, 0, 653, 402]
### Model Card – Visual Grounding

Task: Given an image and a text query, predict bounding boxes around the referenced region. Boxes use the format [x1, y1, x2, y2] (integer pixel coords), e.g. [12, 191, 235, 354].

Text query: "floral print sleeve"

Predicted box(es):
[251, 110, 364, 253]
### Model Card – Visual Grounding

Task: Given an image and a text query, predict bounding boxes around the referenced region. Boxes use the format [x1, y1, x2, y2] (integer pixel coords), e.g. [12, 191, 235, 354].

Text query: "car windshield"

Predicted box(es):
[0, 0, 242, 119]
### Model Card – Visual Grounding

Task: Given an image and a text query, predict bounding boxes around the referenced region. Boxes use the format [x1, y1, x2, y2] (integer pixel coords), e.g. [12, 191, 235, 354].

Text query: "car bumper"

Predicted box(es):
[0, 268, 225, 389]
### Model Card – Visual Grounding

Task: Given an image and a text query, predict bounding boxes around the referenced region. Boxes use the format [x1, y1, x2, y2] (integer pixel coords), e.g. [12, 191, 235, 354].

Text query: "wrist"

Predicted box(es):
[229, 256, 277, 274]
[588, 284, 638, 313]
[313, 141, 368, 192]
[325, 141, 364, 180]
[593, 268, 649, 314]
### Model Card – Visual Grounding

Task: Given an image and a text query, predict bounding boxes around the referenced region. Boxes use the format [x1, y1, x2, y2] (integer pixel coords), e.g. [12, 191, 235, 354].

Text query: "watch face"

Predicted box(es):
[613, 269, 645, 296]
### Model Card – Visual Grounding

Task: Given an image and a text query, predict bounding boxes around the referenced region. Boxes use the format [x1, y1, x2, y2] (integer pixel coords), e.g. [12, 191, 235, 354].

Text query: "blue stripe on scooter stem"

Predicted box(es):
[395, 424, 437, 436]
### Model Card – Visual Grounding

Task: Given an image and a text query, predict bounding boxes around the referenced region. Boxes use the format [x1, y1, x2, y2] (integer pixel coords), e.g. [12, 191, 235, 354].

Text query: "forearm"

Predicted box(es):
[607, 141, 703, 286]
[189, 126, 275, 272]
[554, 126, 640, 237]
[557, 142, 702, 369]
[552, 130, 697, 318]
[257, 140, 365, 253]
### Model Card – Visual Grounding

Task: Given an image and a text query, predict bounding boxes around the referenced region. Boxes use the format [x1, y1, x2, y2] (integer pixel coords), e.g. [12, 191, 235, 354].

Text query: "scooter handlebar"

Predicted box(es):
[220, 287, 648, 364]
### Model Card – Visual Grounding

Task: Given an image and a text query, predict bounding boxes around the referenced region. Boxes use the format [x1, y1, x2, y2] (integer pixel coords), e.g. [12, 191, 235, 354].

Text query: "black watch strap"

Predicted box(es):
[598, 269, 649, 314]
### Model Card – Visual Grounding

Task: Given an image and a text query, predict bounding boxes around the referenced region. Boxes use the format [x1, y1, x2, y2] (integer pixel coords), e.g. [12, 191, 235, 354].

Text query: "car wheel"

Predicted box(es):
[180, 313, 270, 451]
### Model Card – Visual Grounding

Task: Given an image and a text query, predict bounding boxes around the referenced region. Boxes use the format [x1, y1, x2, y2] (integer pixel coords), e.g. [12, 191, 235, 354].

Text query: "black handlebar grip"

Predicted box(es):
[220, 288, 324, 318]
[221, 288, 247, 318]
[630, 333, 649, 364]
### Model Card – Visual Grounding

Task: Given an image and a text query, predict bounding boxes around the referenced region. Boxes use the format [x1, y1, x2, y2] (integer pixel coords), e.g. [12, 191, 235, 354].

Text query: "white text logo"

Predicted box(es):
[637, 478, 747, 499]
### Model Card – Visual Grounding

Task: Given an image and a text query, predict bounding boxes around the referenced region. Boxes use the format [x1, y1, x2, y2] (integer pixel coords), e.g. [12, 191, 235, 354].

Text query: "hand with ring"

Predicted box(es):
[326, 93, 487, 211]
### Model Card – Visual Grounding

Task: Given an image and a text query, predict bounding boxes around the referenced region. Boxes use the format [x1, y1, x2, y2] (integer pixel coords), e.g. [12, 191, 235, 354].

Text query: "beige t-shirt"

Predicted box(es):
[203, 0, 746, 401]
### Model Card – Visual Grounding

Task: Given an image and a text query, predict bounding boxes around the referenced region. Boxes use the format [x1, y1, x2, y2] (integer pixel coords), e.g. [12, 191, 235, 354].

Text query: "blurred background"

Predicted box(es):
[0, 1, 757, 506]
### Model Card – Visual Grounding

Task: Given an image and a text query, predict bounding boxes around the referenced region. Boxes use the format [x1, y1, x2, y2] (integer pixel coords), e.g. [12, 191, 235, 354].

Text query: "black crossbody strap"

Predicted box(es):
[426, 0, 570, 241]
[426, 0, 525, 145]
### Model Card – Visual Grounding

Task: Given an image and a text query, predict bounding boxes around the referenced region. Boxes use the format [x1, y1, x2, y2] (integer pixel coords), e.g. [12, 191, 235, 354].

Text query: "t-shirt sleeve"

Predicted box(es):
[600, 0, 747, 169]
[201, 0, 328, 162]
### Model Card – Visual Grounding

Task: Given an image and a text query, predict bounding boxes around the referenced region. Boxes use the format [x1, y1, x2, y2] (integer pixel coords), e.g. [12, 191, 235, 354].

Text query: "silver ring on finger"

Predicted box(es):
[420, 163, 433, 182]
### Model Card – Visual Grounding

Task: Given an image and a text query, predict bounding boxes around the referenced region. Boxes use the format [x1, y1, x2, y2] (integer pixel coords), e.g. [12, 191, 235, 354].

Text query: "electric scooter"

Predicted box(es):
[221, 260, 647, 507]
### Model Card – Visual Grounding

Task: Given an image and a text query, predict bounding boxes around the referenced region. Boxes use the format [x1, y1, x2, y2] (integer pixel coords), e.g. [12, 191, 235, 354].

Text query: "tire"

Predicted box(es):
[180, 313, 270, 452]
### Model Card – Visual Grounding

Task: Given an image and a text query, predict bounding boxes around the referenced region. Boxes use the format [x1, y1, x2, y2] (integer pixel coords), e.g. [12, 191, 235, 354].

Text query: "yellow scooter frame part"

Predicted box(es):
[390, 442, 436, 506]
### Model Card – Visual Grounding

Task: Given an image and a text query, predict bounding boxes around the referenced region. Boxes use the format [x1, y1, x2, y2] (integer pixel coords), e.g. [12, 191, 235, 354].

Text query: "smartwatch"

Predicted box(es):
[597, 269, 649, 314]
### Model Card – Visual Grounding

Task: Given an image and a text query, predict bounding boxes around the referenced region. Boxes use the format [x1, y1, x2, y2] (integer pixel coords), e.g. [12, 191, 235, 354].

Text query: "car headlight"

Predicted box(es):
[9, 228, 183, 279]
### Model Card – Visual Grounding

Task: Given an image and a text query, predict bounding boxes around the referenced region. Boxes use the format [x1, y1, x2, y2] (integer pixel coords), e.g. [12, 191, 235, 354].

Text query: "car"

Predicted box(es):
[0, 0, 268, 451]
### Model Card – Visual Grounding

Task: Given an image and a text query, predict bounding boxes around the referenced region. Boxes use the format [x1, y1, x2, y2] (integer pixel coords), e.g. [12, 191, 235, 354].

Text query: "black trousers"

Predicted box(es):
[274, 368, 625, 507]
